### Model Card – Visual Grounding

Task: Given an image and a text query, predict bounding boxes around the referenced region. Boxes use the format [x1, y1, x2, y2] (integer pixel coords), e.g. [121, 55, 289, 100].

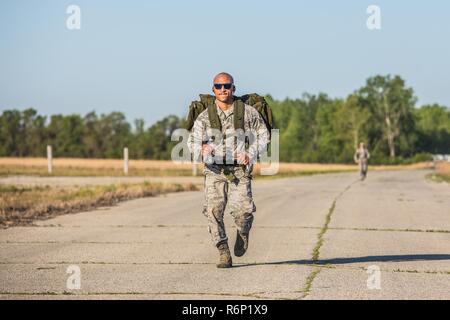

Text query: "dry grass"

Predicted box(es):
[0, 158, 194, 177]
[370, 161, 433, 171]
[0, 157, 192, 169]
[429, 161, 450, 183]
[0, 157, 434, 178]
[0, 182, 198, 228]
[435, 161, 450, 174]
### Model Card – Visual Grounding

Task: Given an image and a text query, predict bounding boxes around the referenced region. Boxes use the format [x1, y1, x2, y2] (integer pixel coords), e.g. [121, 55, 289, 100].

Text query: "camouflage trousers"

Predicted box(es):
[202, 164, 256, 247]
[359, 161, 368, 178]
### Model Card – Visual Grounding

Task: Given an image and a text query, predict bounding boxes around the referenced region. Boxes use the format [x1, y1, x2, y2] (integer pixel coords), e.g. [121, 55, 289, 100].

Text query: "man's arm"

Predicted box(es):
[247, 109, 270, 164]
[187, 117, 206, 163]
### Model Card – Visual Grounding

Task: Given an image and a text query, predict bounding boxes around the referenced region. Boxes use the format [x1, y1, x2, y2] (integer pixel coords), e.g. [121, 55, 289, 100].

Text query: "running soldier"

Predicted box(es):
[187, 72, 269, 268]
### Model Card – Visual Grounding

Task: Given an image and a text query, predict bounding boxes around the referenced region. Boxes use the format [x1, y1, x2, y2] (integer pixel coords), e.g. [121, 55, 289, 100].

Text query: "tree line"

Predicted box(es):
[269, 75, 450, 164]
[0, 75, 449, 164]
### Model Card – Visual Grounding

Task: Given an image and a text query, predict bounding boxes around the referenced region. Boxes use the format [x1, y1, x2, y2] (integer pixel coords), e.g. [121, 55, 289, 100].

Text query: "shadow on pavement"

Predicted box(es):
[234, 254, 450, 268]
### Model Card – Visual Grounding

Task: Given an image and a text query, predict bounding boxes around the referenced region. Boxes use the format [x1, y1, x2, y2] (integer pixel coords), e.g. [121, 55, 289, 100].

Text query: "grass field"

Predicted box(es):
[0, 158, 194, 177]
[0, 157, 434, 178]
[428, 161, 450, 183]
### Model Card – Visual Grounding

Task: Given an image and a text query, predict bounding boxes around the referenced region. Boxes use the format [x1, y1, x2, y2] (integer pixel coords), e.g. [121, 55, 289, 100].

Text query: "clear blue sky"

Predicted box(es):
[1, 0, 449, 126]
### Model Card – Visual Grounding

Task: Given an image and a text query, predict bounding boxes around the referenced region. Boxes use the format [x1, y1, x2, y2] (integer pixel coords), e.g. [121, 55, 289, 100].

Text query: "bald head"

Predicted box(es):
[213, 72, 234, 84]
[212, 72, 235, 104]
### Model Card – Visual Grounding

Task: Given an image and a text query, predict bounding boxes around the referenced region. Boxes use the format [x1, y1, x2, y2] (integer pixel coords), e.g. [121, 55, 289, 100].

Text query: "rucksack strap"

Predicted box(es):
[206, 98, 245, 131]
[233, 99, 245, 131]
[207, 104, 222, 131]
[190, 93, 273, 133]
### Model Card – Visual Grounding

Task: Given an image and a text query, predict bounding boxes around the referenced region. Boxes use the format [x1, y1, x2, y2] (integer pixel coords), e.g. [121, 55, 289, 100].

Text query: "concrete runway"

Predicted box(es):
[1, 170, 449, 299]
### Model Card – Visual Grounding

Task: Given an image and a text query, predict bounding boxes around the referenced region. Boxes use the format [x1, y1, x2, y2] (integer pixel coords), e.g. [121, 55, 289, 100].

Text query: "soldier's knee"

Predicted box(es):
[241, 211, 254, 221]
[232, 201, 256, 217]
[234, 212, 254, 231]
[205, 201, 226, 218]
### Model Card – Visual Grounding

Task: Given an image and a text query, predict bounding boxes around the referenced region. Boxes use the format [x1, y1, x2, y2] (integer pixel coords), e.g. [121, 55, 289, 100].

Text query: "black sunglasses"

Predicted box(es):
[213, 83, 233, 90]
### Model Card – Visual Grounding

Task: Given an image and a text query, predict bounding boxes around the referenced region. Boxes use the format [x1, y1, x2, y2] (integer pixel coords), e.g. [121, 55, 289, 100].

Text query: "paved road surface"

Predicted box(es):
[1, 170, 449, 299]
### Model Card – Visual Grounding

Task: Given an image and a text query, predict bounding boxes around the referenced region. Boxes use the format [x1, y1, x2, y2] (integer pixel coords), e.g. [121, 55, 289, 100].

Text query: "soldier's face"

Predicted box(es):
[213, 75, 234, 103]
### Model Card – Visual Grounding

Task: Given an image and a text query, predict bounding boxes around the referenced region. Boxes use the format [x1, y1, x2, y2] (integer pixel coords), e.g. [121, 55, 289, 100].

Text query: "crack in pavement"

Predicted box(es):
[15, 225, 450, 234]
[14, 224, 450, 233]
[0, 287, 316, 300]
[2, 260, 449, 276]
[299, 179, 359, 300]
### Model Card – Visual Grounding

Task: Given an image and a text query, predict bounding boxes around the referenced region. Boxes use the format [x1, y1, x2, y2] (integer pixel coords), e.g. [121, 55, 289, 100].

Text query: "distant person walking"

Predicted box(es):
[354, 142, 370, 180]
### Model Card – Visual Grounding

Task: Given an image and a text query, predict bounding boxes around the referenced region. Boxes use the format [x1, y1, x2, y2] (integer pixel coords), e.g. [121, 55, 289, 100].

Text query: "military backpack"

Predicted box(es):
[185, 93, 274, 134]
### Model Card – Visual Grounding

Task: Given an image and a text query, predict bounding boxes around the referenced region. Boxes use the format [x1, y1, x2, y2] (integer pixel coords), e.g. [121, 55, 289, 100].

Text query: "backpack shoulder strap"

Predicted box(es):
[207, 103, 221, 131]
[199, 94, 221, 130]
[191, 94, 246, 131]
[233, 98, 245, 131]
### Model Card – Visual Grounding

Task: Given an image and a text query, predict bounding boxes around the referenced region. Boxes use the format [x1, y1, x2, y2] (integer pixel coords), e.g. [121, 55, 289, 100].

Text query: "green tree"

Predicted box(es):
[98, 112, 131, 158]
[414, 104, 450, 154]
[130, 118, 149, 159]
[22, 108, 47, 157]
[146, 115, 183, 160]
[358, 75, 417, 159]
[0, 110, 21, 156]
[82, 111, 102, 158]
[46, 114, 84, 157]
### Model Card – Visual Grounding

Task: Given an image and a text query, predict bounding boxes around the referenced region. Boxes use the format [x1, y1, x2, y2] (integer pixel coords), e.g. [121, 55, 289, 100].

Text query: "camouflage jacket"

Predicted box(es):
[354, 148, 370, 163]
[187, 100, 269, 166]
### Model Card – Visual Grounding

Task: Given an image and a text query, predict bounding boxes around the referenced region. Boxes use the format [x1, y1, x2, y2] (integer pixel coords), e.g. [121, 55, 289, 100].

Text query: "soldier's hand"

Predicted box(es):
[202, 144, 212, 156]
[236, 152, 250, 165]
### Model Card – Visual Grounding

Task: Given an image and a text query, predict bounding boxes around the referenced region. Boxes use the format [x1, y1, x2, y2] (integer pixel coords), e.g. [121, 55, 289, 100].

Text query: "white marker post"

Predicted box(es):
[124, 147, 129, 175]
[47, 145, 53, 174]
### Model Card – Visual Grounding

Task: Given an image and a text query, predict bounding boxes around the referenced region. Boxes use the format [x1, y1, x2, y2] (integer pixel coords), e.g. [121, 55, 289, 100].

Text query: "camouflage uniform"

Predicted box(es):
[354, 147, 370, 179]
[188, 101, 269, 246]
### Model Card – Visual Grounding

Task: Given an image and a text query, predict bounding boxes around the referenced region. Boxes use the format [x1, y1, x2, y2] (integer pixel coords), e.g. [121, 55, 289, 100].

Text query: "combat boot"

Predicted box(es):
[234, 230, 249, 257]
[216, 242, 232, 268]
